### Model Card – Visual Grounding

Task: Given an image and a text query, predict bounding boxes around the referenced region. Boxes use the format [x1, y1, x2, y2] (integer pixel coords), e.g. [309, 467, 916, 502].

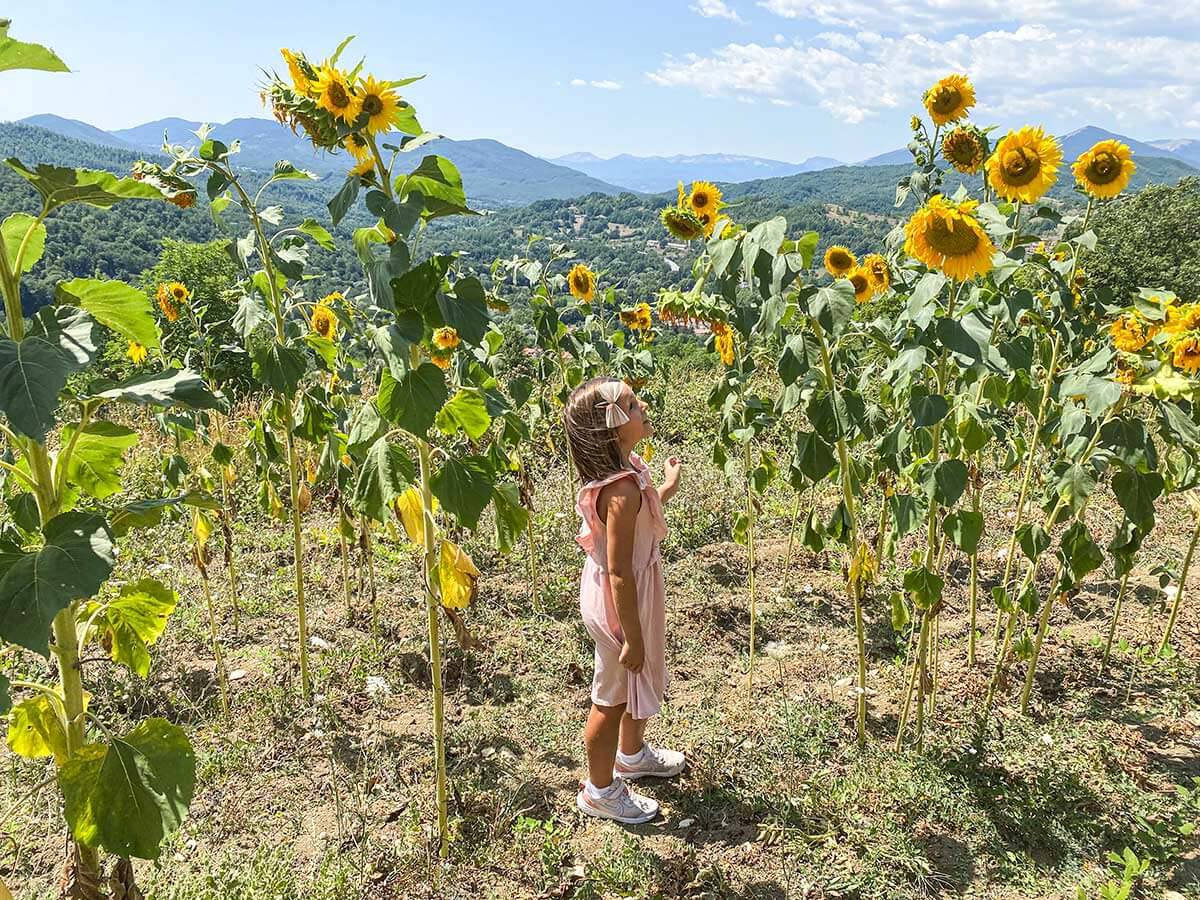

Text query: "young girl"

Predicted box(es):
[564, 377, 684, 824]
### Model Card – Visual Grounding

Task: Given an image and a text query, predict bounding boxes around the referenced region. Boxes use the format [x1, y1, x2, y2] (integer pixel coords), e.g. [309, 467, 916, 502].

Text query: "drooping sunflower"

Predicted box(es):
[567, 263, 596, 303]
[861, 253, 890, 292]
[620, 303, 653, 331]
[922, 74, 975, 126]
[1114, 360, 1137, 386]
[985, 126, 1063, 204]
[126, 341, 148, 365]
[156, 283, 180, 322]
[661, 206, 706, 241]
[356, 75, 400, 135]
[904, 195, 995, 281]
[344, 132, 371, 163]
[1163, 303, 1200, 337]
[1173, 336, 1200, 374]
[280, 48, 312, 95]
[688, 181, 722, 219]
[310, 304, 337, 340]
[433, 326, 461, 350]
[350, 156, 375, 179]
[1109, 314, 1148, 352]
[313, 65, 362, 125]
[1072, 139, 1136, 200]
[430, 349, 453, 370]
[823, 245, 857, 278]
[712, 321, 735, 366]
[942, 126, 987, 174]
[848, 267, 874, 304]
[169, 192, 195, 209]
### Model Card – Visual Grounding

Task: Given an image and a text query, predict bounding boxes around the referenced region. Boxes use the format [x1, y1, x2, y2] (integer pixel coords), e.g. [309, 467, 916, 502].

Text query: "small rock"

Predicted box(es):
[228, 669, 248, 681]
[1040, 733, 1054, 746]
[365, 675, 390, 697]
[309, 635, 333, 651]
[678, 818, 695, 828]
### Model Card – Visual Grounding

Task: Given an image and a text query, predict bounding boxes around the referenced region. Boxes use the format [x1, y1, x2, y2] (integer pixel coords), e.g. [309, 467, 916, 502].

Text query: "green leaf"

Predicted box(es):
[352, 437, 414, 522]
[778, 334, 810, 386]
[328, 177, 359, 227]
[793, 431, 837, 484]
[345, 401, 386, 458]
[430, 455, 494, 529]
[59, 718, 195, 860]
[801, 509, 824, 552]
[233, 294, 269, 340]
[109, 492, 219, 537]
[1111, 469, 1163, 531]
[0, 512, 114, 656]
[7, 692, 70, 762]
[1058, 520, 1104, 585]
[0, 335, 68, 440]
[943, 509, 983, 554]
[1017, 523, 1050, 561]
[5, 159, 168, 211]
[903, 566, 944, 611]
[809, 281, 855, 338]
[889, 591, 911, 631]
[1, 212, 45, 274]
[56, 278, 159, 351]
[62, 421, 138, 500]
[0, 20, 69, 72]
[935, 317, 985, 365]
[438, 276, 490, 346]
[436, 390, 491, 440]
[493, 482, 529, 554]
[807, 389, 858, 443]
[86, 578, 177, 677]
[0, 672, 10, 716]
[367, 324, 414, 379]
[732, 511, 750, 546]
[28, 305, 99, 371]
[1055, 463, 1096, 514]
[298, 218, 336, 251]
[929, 458, 968, 507]
[93, 369, 222, 410]
[377, 364, 447, 438]
[909, 392, 949, 428]
[400, 155, 473, 219]
[889, 494, 925, 540]
[392, 254, 452, 320]
[252, 344, 308, 396]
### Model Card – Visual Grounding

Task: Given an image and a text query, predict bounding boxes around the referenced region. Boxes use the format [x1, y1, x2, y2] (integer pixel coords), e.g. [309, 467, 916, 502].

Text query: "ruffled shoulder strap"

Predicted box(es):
[575, 467, 643, 560]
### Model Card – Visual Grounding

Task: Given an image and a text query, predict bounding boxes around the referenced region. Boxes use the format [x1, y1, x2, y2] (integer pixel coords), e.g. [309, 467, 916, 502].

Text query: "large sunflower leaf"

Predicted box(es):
[56, 278, 159, 351]
[376, 364, 447, 437]
[84, 578, 178, 677]
[62, 421, 139, 500]
[0, 335, 68, 440]
[1, 212, 45, 274]
[93, 369, 223, 411]
[5, 159, 167, 211]
[430, 455, 494, 529]
[0, 20, 69, 73]
[492, 481, 529, 554]
[59, 718, 195, 860]
[28, 305, 100, 371]
[352, 437, 414, 522]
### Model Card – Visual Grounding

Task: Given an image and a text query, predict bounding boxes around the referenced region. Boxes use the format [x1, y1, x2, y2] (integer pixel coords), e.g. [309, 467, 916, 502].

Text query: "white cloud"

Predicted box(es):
[570, 78, 623, 90]
[757, 0, 1197, 31]
[647, 25, 1200, 131]
[692, 0, 743, 22]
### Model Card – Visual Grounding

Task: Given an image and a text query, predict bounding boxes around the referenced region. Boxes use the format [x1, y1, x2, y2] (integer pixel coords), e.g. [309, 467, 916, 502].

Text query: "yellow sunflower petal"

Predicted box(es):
[985, 126, 1063, 204]
[1072, 139, 1136, 200]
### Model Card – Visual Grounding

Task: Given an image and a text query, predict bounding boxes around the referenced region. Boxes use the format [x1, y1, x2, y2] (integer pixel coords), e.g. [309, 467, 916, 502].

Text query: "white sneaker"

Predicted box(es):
[576, 777, 659, 824]
[614, 743, 685, 781]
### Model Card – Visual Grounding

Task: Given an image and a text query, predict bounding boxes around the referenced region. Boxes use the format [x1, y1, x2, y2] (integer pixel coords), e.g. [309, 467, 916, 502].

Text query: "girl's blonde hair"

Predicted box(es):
[564, 377, 627, 485]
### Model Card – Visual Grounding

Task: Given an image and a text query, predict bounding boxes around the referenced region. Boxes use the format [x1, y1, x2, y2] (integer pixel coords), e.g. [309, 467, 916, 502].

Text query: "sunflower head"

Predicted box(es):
[430, 349, 453, 370]
[350, 156, 376, 179]
[714, 327, 735, 366]
[343, 132, 371, 162]
[688, 181, 723, 218]
[433, 326, 461, 350]
[168, 282, 189, 304]
[1109, 314, 1148, 352]
[1115, 360, 1137, 387]
[824, 245, 857, 278]
[356, 74, 400, 135]
[903, 195, 995, 281]
[280, 48, 313, 95]
[567, 263, 596, 303]
[1174, 336, 1200, 374]
[313, 65, 362, 125]
[310, 304, 337, 340]
[942, 127, 987, 174]
[922, 74, 975, 126]
[169, 191, 196, 209]
[985, 127, 1063, 204]
[698, 211, 717, 238]
[157, 287, 180, 323]
[862, 253, 890, 292]
[661, 206, 706, 241]
[848, 267, 874, 304]
[620, 302, 653, 331]
[126, 341, 148, 365]
[1072, 139, 1136, 200]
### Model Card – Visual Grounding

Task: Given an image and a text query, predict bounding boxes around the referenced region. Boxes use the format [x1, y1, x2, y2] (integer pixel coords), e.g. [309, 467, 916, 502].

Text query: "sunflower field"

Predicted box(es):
[1, 22, 1199, 900]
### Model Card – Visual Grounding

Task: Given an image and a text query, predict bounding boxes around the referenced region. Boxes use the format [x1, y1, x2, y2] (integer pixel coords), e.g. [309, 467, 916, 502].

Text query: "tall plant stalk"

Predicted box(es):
[1160, 503, 1200, 656]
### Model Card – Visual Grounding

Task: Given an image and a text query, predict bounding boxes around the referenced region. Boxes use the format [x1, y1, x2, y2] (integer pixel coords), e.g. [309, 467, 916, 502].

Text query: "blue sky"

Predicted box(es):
[3, 1, 1199, 163]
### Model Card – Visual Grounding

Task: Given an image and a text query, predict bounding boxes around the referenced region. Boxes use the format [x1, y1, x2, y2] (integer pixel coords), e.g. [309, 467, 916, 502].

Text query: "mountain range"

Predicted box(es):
[10, 114, 1200, 209]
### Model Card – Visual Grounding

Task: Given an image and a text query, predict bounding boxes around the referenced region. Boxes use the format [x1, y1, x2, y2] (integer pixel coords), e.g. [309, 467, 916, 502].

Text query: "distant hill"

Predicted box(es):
[548, 152, 842, 193]
[1150, 138, 1200, 167]
[18, 114, 625, 208]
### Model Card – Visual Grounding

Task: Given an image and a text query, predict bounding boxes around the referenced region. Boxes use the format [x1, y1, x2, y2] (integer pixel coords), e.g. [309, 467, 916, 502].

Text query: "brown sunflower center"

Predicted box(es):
[850, 273, 870, 293]
[328, 81, 351, 109]
[573, 273, 590, 292]
[926, 214, 981, 257]
[693, 191, 710, 208]
[1086, 152, 1121, 184]
[946, 135, 978, 164]
[829, 249, 853, 270]
[362, 94, 383, 117]
[1001, 147, 1041, 186]
[930, 87, 961, 115]
[172, 287, 187, 300]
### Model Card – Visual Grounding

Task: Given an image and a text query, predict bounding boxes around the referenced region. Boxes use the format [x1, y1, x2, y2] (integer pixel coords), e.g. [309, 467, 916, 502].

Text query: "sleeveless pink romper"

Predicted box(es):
[576, 453, 669, 720]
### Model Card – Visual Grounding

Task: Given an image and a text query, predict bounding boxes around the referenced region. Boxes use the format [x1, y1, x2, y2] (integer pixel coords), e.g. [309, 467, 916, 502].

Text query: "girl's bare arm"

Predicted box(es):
[601, 478, 644, 672]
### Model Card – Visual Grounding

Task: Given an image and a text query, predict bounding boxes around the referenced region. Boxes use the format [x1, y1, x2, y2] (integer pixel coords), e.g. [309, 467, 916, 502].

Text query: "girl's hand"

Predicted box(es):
[664, 456, 683, 486]
[620, 638, 645, 673]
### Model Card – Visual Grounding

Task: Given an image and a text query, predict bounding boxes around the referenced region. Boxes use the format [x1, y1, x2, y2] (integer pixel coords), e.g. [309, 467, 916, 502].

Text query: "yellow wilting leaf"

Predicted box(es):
[848, 541, 877, 591]
[7, 691, 89, 765]
[222, 463, 237, 486]
[0, 876, 12, 900]
[395, 488, 439, 547]
[192, 509, 213, 548]
[297, 482, 312, 514]
[641, 440, 656, 463]
[437, 540, 479, 610]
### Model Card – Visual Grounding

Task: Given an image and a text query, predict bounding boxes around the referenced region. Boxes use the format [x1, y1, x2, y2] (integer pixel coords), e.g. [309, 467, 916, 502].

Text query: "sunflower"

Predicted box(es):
[156, 283, 180, 322]
[688, 181, 722, 219]
[350, 156, 375, 179]
[904, 195, 995, 281]
[430, 349, 453, 370]
[942, 127, 987, 174]
[280, 48, 312, 95]
[356, 74, 400, 135]
[1072, 139, 1136, 200]
[1109, 314, 1149, 352]
[168, 281, 189, 304]
[126, 341, 148, 365]
[823, 245, 857, 278]
[310, 304, 337, 340]
[985, 127, 1063, 204]
[922, 74, 975, 126]
[1173, 336, 1200, 374]
[1163, 303, 1200, 337]
[433, 326, 461, 350]
[862, 253, 890, 292]
[698, 211, 717, 238]
[710, 321, 735, 365]
[567, 263, 596, 303]
[661, 206, 705, 241]
[1114, 361, 1137, 386]
[620, 303, 653, 331]
[313, 65, 362, 125]
[169, 192, 195, 209]
[848, 267, 874, 304]
[344, 132, 371, 163]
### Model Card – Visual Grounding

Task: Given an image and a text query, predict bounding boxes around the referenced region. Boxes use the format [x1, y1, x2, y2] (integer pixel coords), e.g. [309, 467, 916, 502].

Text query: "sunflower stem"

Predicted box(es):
[1159, 502, 1200, 656]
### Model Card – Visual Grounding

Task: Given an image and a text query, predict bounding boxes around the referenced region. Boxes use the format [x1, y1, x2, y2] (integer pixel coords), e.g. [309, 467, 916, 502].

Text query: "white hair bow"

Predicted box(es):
[597, 381, 630, 428]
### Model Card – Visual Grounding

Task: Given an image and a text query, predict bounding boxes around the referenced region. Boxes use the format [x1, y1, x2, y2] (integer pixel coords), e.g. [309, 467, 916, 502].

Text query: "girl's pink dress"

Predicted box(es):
[576, 453, 669, 719]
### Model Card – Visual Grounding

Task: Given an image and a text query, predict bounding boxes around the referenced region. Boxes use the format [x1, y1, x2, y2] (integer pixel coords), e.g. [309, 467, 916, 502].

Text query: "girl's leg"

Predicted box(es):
[619, 712, 648, 756]
[584, 702, 626, 789]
